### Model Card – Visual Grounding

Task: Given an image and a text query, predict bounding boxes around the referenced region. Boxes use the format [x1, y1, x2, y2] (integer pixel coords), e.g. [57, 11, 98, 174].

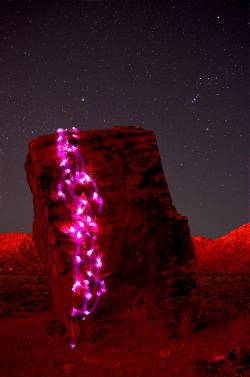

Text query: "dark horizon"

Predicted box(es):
[0, 1, 249, 238]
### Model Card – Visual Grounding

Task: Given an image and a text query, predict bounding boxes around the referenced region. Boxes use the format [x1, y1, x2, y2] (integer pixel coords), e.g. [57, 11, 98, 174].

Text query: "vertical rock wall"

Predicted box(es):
[25, 126, 202, 343]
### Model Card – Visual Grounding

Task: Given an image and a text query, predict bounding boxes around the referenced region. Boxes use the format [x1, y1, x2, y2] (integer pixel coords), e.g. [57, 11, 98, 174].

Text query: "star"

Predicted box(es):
[191, 94, 200, 104]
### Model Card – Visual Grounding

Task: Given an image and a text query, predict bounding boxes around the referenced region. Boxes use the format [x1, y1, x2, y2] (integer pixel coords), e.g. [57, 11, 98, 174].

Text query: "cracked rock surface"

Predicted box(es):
[24, 125, 202, 342]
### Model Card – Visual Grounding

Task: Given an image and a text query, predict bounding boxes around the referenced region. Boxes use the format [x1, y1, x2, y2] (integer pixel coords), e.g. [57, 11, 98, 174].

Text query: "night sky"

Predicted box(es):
[0, 1, 249, 238]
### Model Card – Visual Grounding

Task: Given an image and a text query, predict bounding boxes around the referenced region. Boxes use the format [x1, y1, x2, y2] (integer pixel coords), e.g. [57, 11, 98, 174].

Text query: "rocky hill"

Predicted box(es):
[193, 223, 250, 273]
[0, 232, 45, 273]
[0, 232, 50, 315]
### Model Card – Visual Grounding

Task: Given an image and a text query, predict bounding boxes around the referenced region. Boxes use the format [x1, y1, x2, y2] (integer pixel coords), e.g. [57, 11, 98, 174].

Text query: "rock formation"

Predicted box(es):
[0, 233, 50, 315]
[193, 223, 250, 273]
[25, 125, 202, 343]
[193, 223, 250, 325]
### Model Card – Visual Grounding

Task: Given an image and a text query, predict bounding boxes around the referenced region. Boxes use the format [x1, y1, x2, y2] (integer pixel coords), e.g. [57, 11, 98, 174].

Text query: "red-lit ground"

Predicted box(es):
[1, 224, 250, 377]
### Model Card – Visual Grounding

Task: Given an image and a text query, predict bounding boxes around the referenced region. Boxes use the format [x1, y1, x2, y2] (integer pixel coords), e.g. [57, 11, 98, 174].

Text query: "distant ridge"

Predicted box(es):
[193, 223, 250, 273]
[1, 225, 249, 274]
[0, 232, 45, 273]
[0, 232, 33, 251]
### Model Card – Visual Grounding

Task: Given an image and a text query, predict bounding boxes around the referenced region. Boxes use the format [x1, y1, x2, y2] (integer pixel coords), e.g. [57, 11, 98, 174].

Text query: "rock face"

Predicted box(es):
[0, 233, 50, 315]
[25, 125, 202, 343]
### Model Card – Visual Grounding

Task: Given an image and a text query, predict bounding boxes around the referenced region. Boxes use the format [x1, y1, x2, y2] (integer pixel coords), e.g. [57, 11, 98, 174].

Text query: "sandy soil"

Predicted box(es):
[1, 225, 250, 377]
[1, 275, 250, 377]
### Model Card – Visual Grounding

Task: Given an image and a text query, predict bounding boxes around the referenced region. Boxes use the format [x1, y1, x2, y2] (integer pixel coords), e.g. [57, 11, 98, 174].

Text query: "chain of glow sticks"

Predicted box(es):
[56, 127, 106, 348]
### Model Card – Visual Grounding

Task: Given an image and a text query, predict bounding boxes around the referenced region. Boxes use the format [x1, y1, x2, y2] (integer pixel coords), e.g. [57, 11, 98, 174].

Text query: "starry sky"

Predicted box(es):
[0, 0, 249, 238]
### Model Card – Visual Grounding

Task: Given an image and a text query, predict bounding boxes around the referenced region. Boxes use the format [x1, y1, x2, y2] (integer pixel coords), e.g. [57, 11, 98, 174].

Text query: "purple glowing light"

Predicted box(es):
[72, 280, 82, 292]
[96, 257, 102, 268]
[60, 158, 68, 167]
[71, 307, 80, 316]
[87, 249, 94, 256]
[77, 207, 84, 215]
[86, 292, 92, 300]
[75, 256, 82, 263]
[58, 191, 65, 199]
[76, 231, 82, 239]
[55, 126, 106, 348]
[93, 192, 98, 200]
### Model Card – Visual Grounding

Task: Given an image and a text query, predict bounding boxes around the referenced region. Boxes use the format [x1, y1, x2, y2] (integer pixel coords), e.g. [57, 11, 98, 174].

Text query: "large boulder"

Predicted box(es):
[24, 125, 202, 343]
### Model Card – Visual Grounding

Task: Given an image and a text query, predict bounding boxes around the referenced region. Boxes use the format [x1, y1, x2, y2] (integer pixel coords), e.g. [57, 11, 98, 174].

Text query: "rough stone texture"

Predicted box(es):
[0, 233, 51, 315]
[24, 125, 202, 343]
[193, 223, 250, 325]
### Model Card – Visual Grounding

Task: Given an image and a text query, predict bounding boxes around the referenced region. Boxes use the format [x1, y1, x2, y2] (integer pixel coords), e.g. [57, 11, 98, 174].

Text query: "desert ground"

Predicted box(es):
[1, 225, 250, 377]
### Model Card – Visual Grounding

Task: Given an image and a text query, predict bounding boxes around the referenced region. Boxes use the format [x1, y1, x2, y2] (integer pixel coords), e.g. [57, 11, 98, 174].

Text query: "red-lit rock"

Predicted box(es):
[194, 224, 250, 324]
[194, 223, 250, 273]
[0, 233, 50, 314]
[24, 125, 202, 343]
